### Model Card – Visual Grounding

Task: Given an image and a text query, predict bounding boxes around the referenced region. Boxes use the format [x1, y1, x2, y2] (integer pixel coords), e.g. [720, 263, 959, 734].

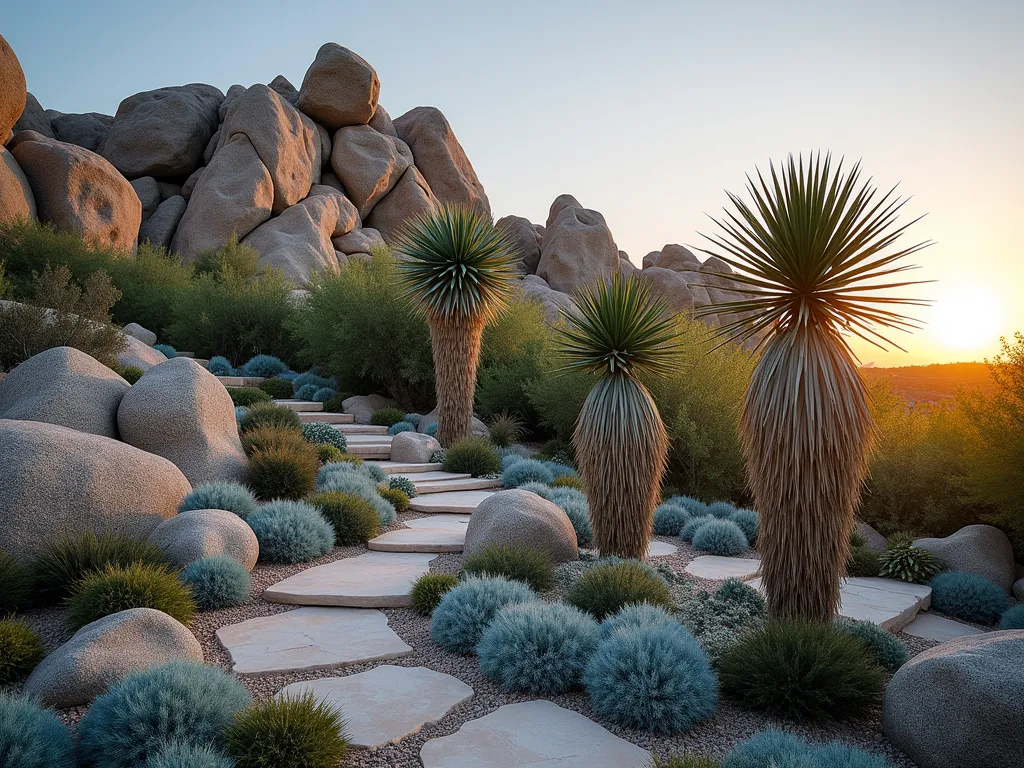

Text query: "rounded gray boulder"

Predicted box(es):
[148, 509, 259, 571]
[914, 524, 1016, 592]
[390, 431, 441, 464]
[464, 489, 578, 564]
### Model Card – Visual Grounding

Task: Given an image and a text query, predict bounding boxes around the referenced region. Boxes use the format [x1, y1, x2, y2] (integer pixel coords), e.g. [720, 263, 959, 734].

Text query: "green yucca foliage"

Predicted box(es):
[699, 153, 930, 622]
[558, 272, 679, 558]
[878, 544, 942, 584]
[395, 205, 517, 446]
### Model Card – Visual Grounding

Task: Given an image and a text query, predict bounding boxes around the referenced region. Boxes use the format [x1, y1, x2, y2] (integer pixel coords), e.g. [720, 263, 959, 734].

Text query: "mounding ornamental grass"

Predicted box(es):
[461, 544, 555, 592]
[442, 437, 501, 477]
[600, 602, 681, 640]
[1000, 604, 1024, 630]
[846, 546, 882, 578]
[148, 741, 235, 768]
[242, 354, 288, 378]
[180, 555, 252, 611]
[928, 571, 1010, 625]
[566, 561, 672, 620]
[0, 692, 77, 768]
[241, 425, 307, 456]
[691, 519, 749, 556]
[680, 515, 712, 543]
[226, 386, 271, 407]
[833, 617, 909, 672]
[501, 457, 555, 488]
[245, 442, 320, 501]
[247, 501, 334, 563]
[378, 486, 410, 512]
[65, 562, 197, 631]
[0, 620, 44, 684]
[410, 572, 459, 616]
[239, 402, 302, 433]
[559, 497, 594, 547]
[653, 501, 690, 535]
[307, 491, 381, 546]
[0, 552, 33, 614]
[179, 481, 259, 519]
[431, 576, 537, 654]
[721, 728, 894, 768]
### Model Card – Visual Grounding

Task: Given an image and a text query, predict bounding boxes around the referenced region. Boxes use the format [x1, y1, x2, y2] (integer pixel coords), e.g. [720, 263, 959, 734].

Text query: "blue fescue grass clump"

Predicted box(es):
[543, 461, 578, 479]
[364, 462, 387, 483]
[680, 515, 711, 543]
[707, 501, 738, 519]
[403, 412, 422, 426]
[430, 576, 537, 654]
[424, 422, 439, 437]
[0, 693, 76, 768]
[247, 501, 334, 563]
[584, 622, 718, 733]
[502, 458, 555, 488]
[500, 451, 526, 472]
[477, 602, 600, 694]
[295, 383, 320, 401]
[277, 371, 298, 381]
[722, 729, 894, 768]
[559, 498, 593, 547]
[929, 571, 1010, 625]
[77, 660, 250, 768]
[600, 602, 680, 639]
[180, 555, 252, 610]
[549, 487, 586, 507]
[691, 519, 749, 556]
[517, 481, 554, 499]
[206, 356, 233, 376]
[1000, 604, 1024, 629]
[154, 343, 177, 358]
[834, 617, 909, 672]
[234, 406, 247, 423]
[302, 422, 347, 451]
[388, 420, 416, 435]
[148, 740, 235, 768]
[291, 372, 335, 395]
[312, 387, 336, 403]
[242, 354, 287, 378]
[317, 462, 396, 526]
[179, 481, 259, 519]
[728, 508, 759, 545]
[387, 475, 418, 498]
[654, 501, 690, 535]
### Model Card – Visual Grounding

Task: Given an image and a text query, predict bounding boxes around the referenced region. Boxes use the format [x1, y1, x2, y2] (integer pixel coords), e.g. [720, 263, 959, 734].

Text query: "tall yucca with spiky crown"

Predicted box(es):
[559, 272, 680, 558]
[395, 205, 517, 446]
[698, 153, 931, 622]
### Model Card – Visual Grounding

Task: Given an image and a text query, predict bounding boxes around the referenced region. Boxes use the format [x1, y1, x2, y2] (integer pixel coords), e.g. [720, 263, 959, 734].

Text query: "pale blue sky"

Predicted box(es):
[6, 0, 1023, 364]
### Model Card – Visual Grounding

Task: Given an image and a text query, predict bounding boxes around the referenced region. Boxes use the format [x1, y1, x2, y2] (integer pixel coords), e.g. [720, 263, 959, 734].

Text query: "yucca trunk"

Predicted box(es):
[428, 311, 485, 447]
[574, 375, 669, 558]
[743, 324, 874, 623]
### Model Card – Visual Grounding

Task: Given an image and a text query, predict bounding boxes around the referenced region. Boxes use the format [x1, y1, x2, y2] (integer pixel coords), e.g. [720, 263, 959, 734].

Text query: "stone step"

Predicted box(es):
[412, 475, 501, 494]
[405, 514, 471, 533]
[345, 433, 394, 445]
[216, 375, 266, 387]
[331, 423, 388, 435]
[372, 461, 444, 474]
[273, 399, 323, 412]
[902, 612, 986, 642]
[368, 527, 465, 553]
[264, 552, 436, 608]
[408, 490, 495, 515]
[299, 412, 354, 425]
[346, 444, 391, 459]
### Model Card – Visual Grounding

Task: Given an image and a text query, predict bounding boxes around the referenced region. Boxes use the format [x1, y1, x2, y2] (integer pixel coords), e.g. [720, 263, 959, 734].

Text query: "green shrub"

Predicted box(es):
[239, 401, 302, 433]
[551, 474, 585, 491]
[307, 491, 381, 545]
[301, 421, 347, 451]
[719, 621, 886, 720]
[225, 691, 350, 768]
[0, 552, 34, 613]
[387, 474, 418, 498]
[877, 543, 943, 583]
[677, 579, 768, 665]
[462, 544, 555, 592]
[31, 531, 169, 603]
[246, 443, 320, 501]
[443, 436, 500, 477]
[370, 407, 406, 427]
[241, 425, 306, 456]
[322, 393, 347, 413]
[66, 562, 197, 630]
[227, 386, 271, 407]
[834, 617, 909, 672]
[118, 364, 144, 384]
[180, 555, 252, 610]
[0, 619, 44, 683]
[567, 561, 672, 620]
[257, 377, 294, 399]
[846, 546, 882, 577]
[410, 572, 459, 616]
[378, 486, 409, 512]
[488, 411, 525, 447]
[316, 444, 344, 464]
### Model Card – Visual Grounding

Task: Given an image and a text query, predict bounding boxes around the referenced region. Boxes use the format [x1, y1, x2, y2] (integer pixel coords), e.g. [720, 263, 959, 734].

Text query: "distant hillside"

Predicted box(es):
[860, 362, 995, 403]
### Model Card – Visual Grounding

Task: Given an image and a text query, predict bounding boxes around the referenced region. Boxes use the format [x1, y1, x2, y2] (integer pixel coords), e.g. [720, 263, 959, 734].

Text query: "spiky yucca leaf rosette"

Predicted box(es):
[699, 153, 930, 622]
[558, 273, 679, 558]
[395, 206, 517, 446]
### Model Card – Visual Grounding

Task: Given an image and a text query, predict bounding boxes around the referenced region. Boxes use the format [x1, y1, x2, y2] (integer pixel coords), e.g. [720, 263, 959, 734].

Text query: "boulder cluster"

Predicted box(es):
[1, 34, 745, 328]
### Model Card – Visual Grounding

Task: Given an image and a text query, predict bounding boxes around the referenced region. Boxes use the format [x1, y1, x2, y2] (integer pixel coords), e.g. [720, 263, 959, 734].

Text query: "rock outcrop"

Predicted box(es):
[537, 197, 619, 294]
[498, 215, 542, 273]
[138, 195, 187, 250]
[50, 111, 114, 152]
[0, 146, 36, 224]
[297, 43, 379, 130]
[330, 125, 413, 218]
[0, 33, 27, 140]
[12, 92, 53, 137]
[365, 166, 437, 241]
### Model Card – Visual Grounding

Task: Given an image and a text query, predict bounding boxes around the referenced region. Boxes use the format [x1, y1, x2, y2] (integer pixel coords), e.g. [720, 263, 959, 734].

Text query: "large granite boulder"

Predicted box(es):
[0, 147, 35, 224]
[856, 520, 888, 553]
[101, 84, 223, 179]
[390, 431, 442, 464]
[915, 525, 1016, 592]
[369, 104, 398, 137]
[117, 357, 247, 486]
[0, 419, 190, 560]
[12, 133, 142, 253]
[123, 323, 156, 346]
[130, 176, 161, 219]
[333, 226, 384, 255]
[23, 608, 202, 708]
[118, 335, 168, 371]
[138, 194, 187, 250]
[418, 405, 489, 439]
[883, 630, 1024, 768]
[148, 509, 259, 570]
[330, 125, 413, 217]
[545, 194, 581, 229]
[0, 346, 129, 438]
[519, 275, 575, 323]
[393, 106, 489, 214]
[1014, 576, 1024, 602]
[50, 112, 114, 153]
[0, 34, 26, 139]
[297, 43, 379, 130]
[537, 198, 619, 294]
[342, 393, 397, 425]
[637, 267, 697, 314]
[365, 166, 437, 241]
[644, 243, 702, 271]
[268, 74, 299, 105]
[170, 133, 273, 261]
[12, 93, 54, 137]
[498, 215, 542, 273]
[464, 489, 578, 564]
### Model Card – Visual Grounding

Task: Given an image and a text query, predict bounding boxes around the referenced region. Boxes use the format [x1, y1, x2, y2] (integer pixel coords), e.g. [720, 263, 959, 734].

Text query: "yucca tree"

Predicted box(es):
[395, 205, 517, 446]
[698, 153, 930, 622]
[559, 272, 680, 558]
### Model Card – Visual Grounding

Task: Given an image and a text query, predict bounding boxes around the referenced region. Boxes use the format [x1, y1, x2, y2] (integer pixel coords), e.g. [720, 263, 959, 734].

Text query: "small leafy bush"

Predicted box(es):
[584, 622, 717, 733]
[462, 544, 555, 592]
[301, 421, 348, 451]
[600, 602, 681, 639]
[379, 486, 409, 512]
[443, 437, 501, 477]
[878, 543, 943, 584]
[180, 555, 252, 610]
[78, 660, 250, 768]
[0, 620, 43, 683]
[410, 573, 459, 616]
[242, 354, 288, 378]
[551, 474, 585, 491]
[388, 475, 418, 498]
[316, 444, 344, 464]
[227, 386, 271, 407]
[678, 579, 768, 665]
[307, 492, 381, 545]
[179, 481, 259, 519]
[488, 411, 525, 447]
[477, 602, 600, 694]
[680, 516, 711, 543]
[431, 575, 537, 654]
[66, 562, 197, 630]
[257, 377, 294, 399]
[0, 692, 77, 768]
[834, 618, 909, 672]
[31, 531, 169, 603]
[387, 420, 416, 435]
[846, 546, 882, 578]
[246, 443, 320, 501]
[370, 407, 405, 427]
[567, 561, 672, 620]
[119, 364, 144, 384]
[719, 621, 886, 720]
[728, 509, 759, 545]
[653, 501, 690, 535]
[149, 741, 235, 768]
[0, 552, 33, 613]
[692, 519, 749, 556]
[239, 402, 302, 433]
[225, 691, 350, 768]
[207, 355, 234, 376]
[501, 457, 555, 487]
[1000, 604, 1024, 629]
[928, 571, 1010, 625]
[721, 728, 894, 768]
[247, 501, 334, 563]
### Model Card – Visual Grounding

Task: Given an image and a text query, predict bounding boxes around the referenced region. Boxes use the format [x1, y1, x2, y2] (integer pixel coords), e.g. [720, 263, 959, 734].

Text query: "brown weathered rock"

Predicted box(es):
[50, 112, 114, 153]
[519, 275, 575, 322]
[369, 104, 398, 137]
[0, 147, 35, 223]
[101, 84, 223, 179]
[537, 201, 619, 294]
[13, 93, 54, 138]
[545, 194, 581, 229]
[332, 227, 384, 255]
[297, 43, 380, 130]
[393, 107, 489, 214]
[219, 84, 245, 121]
[268, 74, 299, 104]
[0, 34, 26, 139]
[636, 267, 697, 314]
[648, 243, 702, 271]
[12, 133, 141, 253]
[497, 215, 542, 273]
[330, 125, 413, 218]
[138, 195, 187, 250]
[365, 166, 438, 241]
[130, 176, 161, 218]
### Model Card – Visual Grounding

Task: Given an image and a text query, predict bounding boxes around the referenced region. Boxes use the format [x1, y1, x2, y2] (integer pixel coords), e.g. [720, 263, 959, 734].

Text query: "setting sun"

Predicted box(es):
[928, 285, 1005, 352]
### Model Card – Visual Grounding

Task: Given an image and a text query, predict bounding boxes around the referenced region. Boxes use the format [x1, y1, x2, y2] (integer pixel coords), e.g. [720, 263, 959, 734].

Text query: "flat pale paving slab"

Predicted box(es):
[273, 399, 324, 412]
[345, 434, 394, 445]
[368, 527, 465, 553]
[264, 552, 436, 607]
[686, 555, 761, 580]
[347, 444, 391, 458]
[414, 476, 502, 494]
[397, 471, 471, 483]
[216, 607, 411, 675]
[299, 412, 353, 424]
[405, 514, 471, 533]
[902, 611, 986, 642]
[420, 700, 651, 768]
[646, 540, 678, 558]
[409, 490, 495, 514]
[332, 423, 387, 434]
[281, 666, 474, 749]
[373, 461, 443, 474]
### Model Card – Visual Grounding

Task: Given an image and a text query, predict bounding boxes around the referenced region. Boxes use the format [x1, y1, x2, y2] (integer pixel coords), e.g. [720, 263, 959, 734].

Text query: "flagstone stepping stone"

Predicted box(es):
[405, 514, 470, 533]
[409, 490, 495, 514]
[646, 540, 678, 558]
[420, 700, 651, 768]
[368, 527, 464, 553]
[685, 555, 761, 580]
[264, 552, 436, 607]
[281, 666, 474, 749]
[902, 611, 986, 643]
[373, 460, 443, 474]
[216, 607, 411, 675]
[413, 475, 502, 494]
[400, 470, 471, 483]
